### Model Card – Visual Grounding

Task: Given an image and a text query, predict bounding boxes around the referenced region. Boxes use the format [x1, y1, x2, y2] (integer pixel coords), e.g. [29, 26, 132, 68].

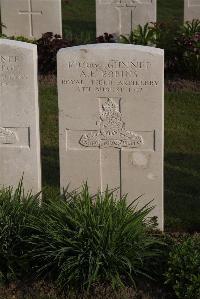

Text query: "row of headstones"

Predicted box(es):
[1, 0, 200, 39]
[0, 39, 164, 229]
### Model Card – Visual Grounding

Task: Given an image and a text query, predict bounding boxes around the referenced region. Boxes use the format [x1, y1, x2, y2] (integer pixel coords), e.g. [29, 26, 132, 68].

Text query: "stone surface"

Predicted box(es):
[184, 0, 200, 22]
[1, 0, 62, 39]
[96, 0, 157, 37]
[57, 43, 164, 230]
[0, 39, 41, 193]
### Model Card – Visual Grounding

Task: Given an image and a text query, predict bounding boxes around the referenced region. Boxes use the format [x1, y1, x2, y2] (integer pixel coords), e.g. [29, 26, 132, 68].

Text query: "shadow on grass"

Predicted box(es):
[157, 0, 183, 24]
[165, 152, 200, 232]
[63, 20, 96, 42]
[42, 146, 60, 189]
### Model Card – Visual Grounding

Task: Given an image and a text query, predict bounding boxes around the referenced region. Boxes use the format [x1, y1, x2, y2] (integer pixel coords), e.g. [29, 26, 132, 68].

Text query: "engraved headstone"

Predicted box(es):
[184, 0, 200, 22]
[58, 44, 164, 230]
[0, 39, 41, 193]
[1, 0, 62, 39]
[96, 0, 157, 37]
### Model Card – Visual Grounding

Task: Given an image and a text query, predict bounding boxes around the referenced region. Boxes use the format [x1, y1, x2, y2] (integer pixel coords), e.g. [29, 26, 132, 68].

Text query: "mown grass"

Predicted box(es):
[39, 85, 59, 190]
[165, 91, 200, 231]
[62, 0, 96, 42]
[39, 84, 200, 232]
[157, 0, 183, 23]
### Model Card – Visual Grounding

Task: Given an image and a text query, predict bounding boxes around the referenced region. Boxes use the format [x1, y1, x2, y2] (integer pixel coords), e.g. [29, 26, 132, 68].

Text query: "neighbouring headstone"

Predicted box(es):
[96, 0, 157, 37]
[184, 0, 200, 22]
[58, 44, 164, 230]
[0, 39, 41, 193]
[1, 0, 62, 39]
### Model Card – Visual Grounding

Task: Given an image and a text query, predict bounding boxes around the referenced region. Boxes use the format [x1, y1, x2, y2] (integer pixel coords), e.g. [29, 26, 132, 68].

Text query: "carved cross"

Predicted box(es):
[111, 0, 152, 34]
[67, 97, 155, 195]
[18, 0, 42, 37]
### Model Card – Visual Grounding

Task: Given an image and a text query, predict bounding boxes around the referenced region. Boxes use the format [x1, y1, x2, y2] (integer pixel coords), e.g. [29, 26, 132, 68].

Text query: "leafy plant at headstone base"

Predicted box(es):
[27, 183, 165, 292]
[1, 35, 35, 43]
[175, 20, 200, 79]
[96, 32, 115, 43]
[181, 19, 200, 38]
[0, 32, 36, 43]
[165, 234, 200, 299]
[0, 180, 41, 284]
[36, 32, 74, 75]
[120, 23, 155, 46]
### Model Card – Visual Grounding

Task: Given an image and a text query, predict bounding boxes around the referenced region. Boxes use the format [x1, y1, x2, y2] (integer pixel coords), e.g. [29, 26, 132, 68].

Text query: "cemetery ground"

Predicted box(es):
[40, 80, 200, 233]
[0, 1, 200, 298]
[46, 0, 200, 233]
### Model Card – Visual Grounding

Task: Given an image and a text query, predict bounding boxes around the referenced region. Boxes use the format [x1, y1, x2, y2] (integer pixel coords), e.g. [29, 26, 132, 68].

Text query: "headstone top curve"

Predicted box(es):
[58, 43, 164, 56]
[0, 39, 37, 50]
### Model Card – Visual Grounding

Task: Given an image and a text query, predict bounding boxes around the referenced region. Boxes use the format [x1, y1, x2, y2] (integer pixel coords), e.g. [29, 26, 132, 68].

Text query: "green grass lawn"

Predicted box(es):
[39, 83, 200, 232]
[62, 0, 96, 42]
[165, 91, 200, 231]
[157, 0, 183, 23]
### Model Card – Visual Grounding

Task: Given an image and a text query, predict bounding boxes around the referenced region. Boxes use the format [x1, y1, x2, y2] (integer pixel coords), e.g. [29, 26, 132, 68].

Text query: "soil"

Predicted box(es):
[0, 279, 176, 299]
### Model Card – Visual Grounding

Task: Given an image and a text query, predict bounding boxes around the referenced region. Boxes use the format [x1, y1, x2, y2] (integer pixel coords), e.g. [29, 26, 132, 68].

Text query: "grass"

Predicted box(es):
[39, 85, 59, 189]
[165, 91, 200, 231]
[62, 0, 96, 42]
[27, 185, 161, 291]
[157, 0, 183, 24]
[39, 83, 200, 232]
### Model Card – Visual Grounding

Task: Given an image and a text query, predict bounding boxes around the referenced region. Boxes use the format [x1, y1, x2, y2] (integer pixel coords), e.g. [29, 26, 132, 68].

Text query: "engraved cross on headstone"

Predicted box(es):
[67, 97, 155, 195]
[113, 0, 137, 34]
[112, 0, 152, 34]
[18, 0, 42, 37]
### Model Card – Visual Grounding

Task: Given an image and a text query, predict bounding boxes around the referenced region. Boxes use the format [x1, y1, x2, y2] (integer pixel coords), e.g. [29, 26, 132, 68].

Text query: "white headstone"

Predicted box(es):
[1, 0, 62, 39]
[184, 0, 200, 22]
[58, 44, 164, 230]
[96, 0, 157, 37]
[0, 39, 41, 193]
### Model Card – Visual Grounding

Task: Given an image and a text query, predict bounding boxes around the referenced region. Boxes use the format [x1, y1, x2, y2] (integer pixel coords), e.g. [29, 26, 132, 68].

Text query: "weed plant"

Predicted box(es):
[165, 234, 200, 299]
[120, 23, 155, 46]
[28, 184, 164, 292]
[119, 20, 200, 79]
[175, 20, 200, 78]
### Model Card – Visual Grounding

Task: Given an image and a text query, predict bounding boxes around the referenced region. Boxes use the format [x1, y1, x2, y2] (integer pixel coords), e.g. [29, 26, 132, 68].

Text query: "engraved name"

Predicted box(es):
[0, 55, 18, 63]
[68, 60, 151, 70]
[0, 55, 28, 86]
[62, 59, 159, 94]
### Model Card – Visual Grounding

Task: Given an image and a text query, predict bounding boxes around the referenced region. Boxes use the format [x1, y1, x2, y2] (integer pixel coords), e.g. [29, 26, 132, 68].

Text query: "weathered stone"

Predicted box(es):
[1, 0, 62, 39]
[0, 39, 41, 193]
[96, 0, 157, 37]
[184, 0, 200, 22]
[58, 43, 164, 230]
